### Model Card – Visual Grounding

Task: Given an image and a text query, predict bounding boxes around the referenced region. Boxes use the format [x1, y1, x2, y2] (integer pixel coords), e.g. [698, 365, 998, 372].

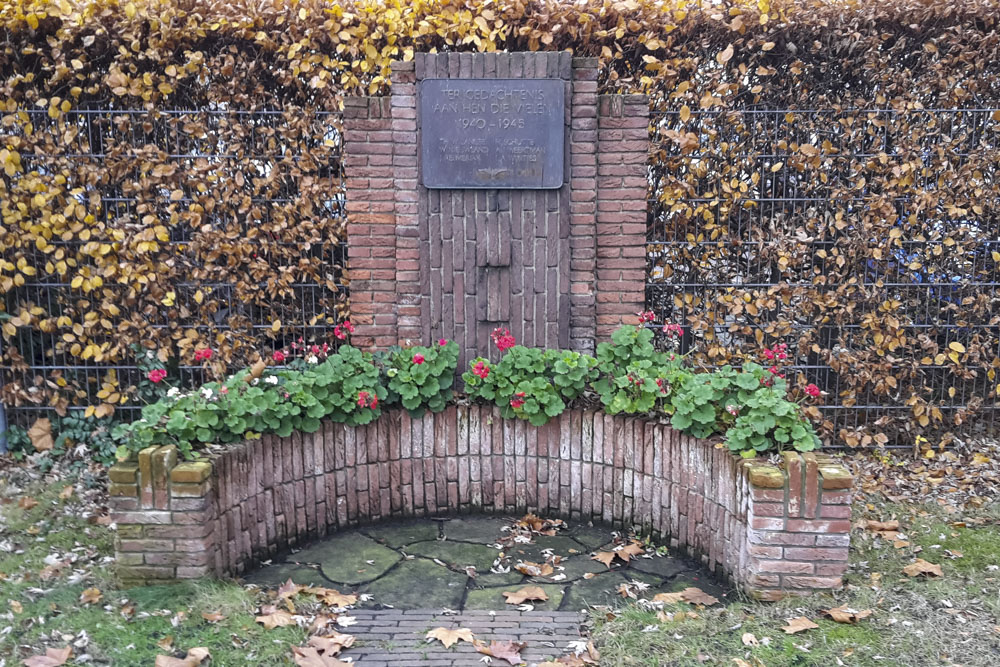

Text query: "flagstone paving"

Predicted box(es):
[242, 515, 728, 612]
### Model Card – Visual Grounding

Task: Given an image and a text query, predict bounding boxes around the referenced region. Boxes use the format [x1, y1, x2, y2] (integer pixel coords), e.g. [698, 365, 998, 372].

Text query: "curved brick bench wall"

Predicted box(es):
[108, 406, 853, 599]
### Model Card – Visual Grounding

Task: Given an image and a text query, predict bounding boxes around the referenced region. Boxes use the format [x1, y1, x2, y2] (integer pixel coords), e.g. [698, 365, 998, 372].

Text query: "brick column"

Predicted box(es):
[389, 61, 423, 346]
[595, 94, 649, 340]
[108, 446, 216, 585]
[742, 452, 854, 600]
[343, 97, 397, 349]
[568, 58, 600, 352]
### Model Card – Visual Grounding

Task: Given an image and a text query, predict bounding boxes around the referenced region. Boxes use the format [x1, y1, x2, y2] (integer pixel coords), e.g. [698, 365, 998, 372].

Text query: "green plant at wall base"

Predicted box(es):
[593, 324, 681, 415]
[112, 345, 386, 461]
[381, 340, 459, 417]
[462, 345, 599, 426]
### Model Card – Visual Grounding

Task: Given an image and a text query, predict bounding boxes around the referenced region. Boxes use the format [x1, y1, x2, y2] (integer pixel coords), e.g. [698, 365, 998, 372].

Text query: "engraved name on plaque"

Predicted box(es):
[419, 78, 565, 189]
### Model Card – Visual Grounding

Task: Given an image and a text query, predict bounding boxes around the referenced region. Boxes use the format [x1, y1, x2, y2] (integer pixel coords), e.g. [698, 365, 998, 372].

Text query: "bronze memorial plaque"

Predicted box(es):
[419, 78, 565, 189]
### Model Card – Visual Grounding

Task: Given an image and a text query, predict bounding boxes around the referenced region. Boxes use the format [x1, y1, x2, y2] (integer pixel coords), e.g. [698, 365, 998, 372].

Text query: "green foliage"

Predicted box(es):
[462, 347, 598, 426]
[593, 325, 683, 415]
[112, 345, 386, 460]
[2, 414, 118, 467]
[1, 425, 31, 459]
[382, 341, 459, 417]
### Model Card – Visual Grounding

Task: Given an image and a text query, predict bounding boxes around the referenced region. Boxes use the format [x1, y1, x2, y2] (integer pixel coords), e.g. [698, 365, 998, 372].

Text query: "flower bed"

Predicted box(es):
[112, 319, 824, 462]
[109, 321, 852, 599]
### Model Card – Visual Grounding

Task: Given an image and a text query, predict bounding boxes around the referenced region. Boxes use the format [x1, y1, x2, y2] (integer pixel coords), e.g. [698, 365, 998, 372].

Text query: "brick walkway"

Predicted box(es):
[343, 609, 590, 666]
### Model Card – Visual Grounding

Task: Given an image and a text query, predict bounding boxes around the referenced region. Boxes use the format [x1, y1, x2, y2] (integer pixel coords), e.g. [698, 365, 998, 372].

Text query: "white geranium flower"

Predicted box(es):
[264, 376, 279, 385]
[306, 355, 318, 364]
[200, 387, 214, 400]
[166, 387, 180, 398]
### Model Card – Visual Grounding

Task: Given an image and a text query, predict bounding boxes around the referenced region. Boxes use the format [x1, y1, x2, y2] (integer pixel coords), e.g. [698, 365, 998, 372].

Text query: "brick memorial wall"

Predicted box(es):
[343, 52, 647, 365]
[108, 53, 855, 599]
[108, 407, 853, 599]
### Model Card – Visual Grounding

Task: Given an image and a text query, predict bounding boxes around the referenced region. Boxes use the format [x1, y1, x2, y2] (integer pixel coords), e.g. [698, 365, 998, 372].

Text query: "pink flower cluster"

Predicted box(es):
[761, 343, 788, 362]
[357, 390, 378, 409]
[413, 353, 425, 365]
[147, 368, 167, 384]
[804, 383, 822, 398]
[194, 348, 213, 362]
[272, 350, 286, 362]
[491, 327, 516, 352]
[510, 391, 526, 409]
[662, 323, 683, 338]
[656, 378, 667, 394]
[636, 310, 656, 324]
[472, 360, 490, 380]
[333, 320, 356, 340]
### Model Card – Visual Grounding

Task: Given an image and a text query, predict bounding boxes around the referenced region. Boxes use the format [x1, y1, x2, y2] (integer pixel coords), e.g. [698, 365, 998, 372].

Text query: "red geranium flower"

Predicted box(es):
[491, 327, 516, 352]
[147, 368, 167, 384]
[472, 360, 490, 379]
[662, 323, 683, 338]
[194, 348, 212, 362]
[357, 391, 370, 408]
[636, 310, 656, 324]
[272, 350, 286, 363]
[804, 383, 822, 398]
[439, 338, 447, 346]
[413, 353, 425, 365]
[510, 391, 526, 409]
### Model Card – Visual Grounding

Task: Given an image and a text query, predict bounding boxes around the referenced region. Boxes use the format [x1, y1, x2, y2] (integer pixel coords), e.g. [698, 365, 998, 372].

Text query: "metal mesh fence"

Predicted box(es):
[646, 107, 1000, 449]
[1, 108, 348, 427]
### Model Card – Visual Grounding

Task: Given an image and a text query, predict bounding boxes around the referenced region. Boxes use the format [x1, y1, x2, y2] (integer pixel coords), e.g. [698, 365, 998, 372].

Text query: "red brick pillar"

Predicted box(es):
[595, 94, 649, 340]
[343, 97, 398, 349]
[568, 58, 600, 352]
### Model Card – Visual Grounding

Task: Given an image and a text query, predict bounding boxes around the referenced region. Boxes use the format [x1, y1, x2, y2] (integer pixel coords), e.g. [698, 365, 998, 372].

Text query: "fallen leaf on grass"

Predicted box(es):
[18, 496, 39, 510]
[157, 636, 175, 651]
[80, 587, 102, 605]
[680, 587, 719, 606]
[824, 605, 873, 624]
[59, 485, 74, 500]
[10, 600, 22, 614]
[502, 585, 549, 605]
[476, 640, 527, 665]
[154, 647, 210, 667]
[23, 646, 71, 667]
[256, 609, 296, 629]
[515, 561, 554, 577]
[279, 578, 305, 599]
[201, 611, 226, 623]
[903, 558, 943, 577]
[290, 646, 350, 667]
[863, 519, 901, 539]
[782, 616, 819, 634]
[426, 627, 475, 648]
[741, 632, 759, 646]
[652, 591, 685, 605]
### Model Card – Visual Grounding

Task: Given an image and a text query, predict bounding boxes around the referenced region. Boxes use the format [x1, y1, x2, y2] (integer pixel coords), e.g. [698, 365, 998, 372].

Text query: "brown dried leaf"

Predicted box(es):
[28, 417, 54, 452]
[502, 586, 549, 605]
[23, 647, 72, 667]
[782, 616, 819, 634]
[18, 496, 39, 510]
[201, 611, 226, 623]
[680, 587, 719, 606]
[476, 640, 527, 665]
[652, 591, 685, 605]
[305, 587, 358, 608]
[903, 558, 943, 577]
[591, 551, 616, 568]
[256, 609, 296, 629]
[154, 647, 210, 667]
[616, 542, 645, 562]
[515, 561, 554, 577]
[80, 587, 103, 605]
[291, 646, 350, 667]
[824, 605, 873, 624]
[426, 627, 475, 648]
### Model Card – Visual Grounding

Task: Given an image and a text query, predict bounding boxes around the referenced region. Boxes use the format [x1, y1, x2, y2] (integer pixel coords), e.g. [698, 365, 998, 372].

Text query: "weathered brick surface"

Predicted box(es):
[345, 609, 587, 666]
[344, 54, 640, 366]
[110, 409, 852, 599]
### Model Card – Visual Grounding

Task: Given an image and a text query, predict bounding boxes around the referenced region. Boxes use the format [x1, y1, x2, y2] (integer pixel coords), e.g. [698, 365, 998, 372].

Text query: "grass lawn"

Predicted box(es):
[595, 501, 1000, 666]
[3, 460, 999, 666]
[0, 466, 306, 666]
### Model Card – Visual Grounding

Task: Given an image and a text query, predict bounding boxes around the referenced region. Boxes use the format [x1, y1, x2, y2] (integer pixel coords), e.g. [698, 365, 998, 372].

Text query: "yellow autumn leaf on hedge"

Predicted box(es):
[949, 342, 966, 354]
[162, 291, 176, 306]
